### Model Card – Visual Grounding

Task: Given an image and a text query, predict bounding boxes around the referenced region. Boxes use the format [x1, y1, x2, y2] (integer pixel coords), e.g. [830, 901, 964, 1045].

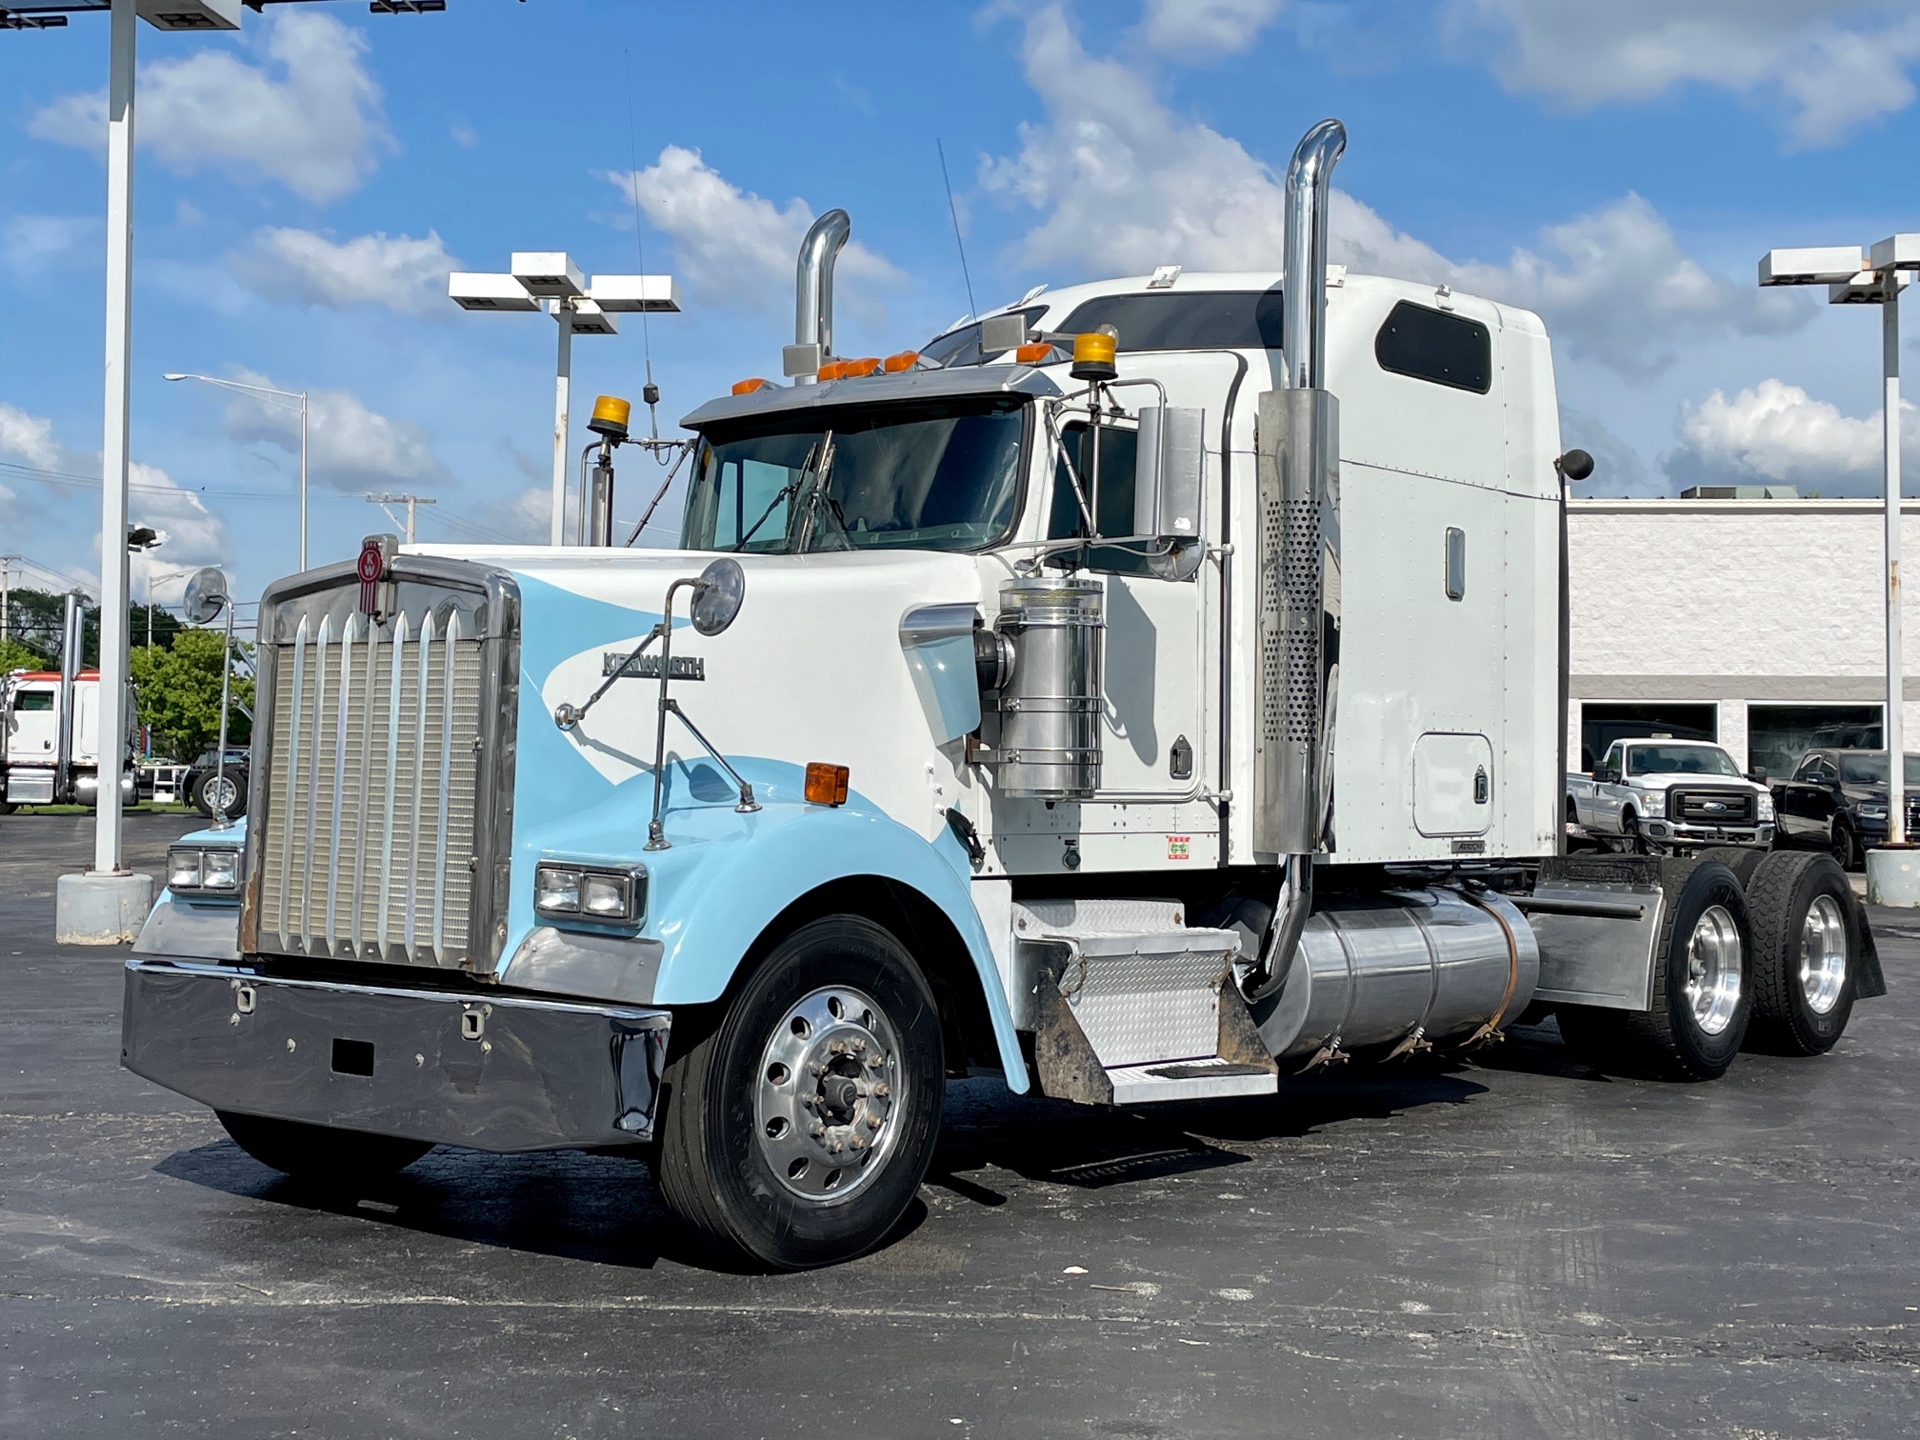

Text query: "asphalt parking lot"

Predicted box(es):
[5, 812, 1920, 1438]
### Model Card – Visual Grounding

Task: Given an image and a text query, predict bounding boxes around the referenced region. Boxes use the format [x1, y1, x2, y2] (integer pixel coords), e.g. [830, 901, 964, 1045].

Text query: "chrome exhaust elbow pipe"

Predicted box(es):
[789, 208, 850, 386]
[1281, 118, 1345, 390]
[1247, 118, 1346, 1005]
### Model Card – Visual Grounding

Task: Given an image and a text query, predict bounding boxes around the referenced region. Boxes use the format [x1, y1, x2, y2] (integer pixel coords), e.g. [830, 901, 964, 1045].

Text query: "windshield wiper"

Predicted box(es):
[796, 432, 849, 554]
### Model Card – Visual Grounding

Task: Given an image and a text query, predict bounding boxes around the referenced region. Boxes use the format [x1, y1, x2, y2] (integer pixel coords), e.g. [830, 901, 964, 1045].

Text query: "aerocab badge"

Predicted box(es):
[358, 533, 398, 620]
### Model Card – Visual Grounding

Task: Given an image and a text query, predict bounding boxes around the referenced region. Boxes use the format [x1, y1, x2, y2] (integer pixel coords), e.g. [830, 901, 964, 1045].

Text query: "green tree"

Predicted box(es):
[0, 638, 50, 674]
[130, 629, 252, 761]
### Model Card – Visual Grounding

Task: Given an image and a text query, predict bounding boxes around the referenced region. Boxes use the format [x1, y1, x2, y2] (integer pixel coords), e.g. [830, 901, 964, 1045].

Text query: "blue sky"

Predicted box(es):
[1, 0, 1917, 609]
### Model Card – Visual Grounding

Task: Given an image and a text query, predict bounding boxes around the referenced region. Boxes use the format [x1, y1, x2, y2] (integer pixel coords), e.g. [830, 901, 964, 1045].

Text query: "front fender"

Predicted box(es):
[640, 798, 1028, 1093]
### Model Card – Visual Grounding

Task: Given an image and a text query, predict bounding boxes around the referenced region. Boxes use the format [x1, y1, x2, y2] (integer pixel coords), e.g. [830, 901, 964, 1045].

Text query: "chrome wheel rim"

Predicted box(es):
[1798, 894, 1848, 1015]
[754, 984, 904, 1204]
[1683, 904, 1743, 1036]
[207, 776, 238, 811]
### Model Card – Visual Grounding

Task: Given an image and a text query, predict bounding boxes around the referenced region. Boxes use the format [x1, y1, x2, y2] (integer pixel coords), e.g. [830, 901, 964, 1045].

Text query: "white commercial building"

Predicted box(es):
[1567, 496, 1920, 780]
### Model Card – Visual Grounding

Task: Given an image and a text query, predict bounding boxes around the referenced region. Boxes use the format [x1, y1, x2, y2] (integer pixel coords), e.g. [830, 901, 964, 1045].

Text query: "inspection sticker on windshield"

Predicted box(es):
[1167, 835, 1191, 862]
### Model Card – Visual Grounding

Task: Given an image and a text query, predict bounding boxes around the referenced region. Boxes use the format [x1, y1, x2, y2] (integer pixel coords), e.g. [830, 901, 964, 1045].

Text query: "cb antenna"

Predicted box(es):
[937, 138, 978, 321]
[625, 57, 662, 442]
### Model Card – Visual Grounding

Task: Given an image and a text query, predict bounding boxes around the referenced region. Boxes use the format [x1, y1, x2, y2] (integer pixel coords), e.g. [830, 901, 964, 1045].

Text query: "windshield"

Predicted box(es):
[1627, 745, 1740, 777]
[681, 398, 1027, 555]
[1839, 753, 1920, 785]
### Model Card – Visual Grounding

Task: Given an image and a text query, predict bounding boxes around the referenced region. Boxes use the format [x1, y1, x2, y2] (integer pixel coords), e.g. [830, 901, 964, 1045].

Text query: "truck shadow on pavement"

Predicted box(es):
[153, 1037, 1590, 1274]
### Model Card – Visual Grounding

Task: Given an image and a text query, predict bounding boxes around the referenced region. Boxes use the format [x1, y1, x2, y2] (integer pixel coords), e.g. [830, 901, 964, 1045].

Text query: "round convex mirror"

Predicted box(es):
[182, 567, 231, 625]
[690, 557, 746, 636]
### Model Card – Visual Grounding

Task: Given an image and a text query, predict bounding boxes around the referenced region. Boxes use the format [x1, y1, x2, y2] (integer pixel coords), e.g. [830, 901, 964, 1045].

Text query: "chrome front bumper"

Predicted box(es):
[121, 960, 670, 1151]
[1644, 820, 1774, 847]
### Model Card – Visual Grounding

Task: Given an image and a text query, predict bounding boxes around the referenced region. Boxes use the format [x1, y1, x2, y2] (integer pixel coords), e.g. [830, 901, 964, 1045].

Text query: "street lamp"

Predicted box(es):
[1761, 235, 1920, 899]
[164, 372, 308, 571]
[450, 253, 680, 545]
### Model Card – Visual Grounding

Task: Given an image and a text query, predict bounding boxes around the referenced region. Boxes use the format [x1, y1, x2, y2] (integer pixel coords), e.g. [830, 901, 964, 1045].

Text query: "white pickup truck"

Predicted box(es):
[1566, 738, 1775, 853]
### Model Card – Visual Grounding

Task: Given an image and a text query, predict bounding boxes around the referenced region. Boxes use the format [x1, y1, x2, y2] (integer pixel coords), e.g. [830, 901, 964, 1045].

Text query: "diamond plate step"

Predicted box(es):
[1106, 1057, 1279, 1104]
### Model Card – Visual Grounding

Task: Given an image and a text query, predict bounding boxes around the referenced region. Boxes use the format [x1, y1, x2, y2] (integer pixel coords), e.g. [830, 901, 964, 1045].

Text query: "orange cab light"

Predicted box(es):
[882, 350, 919, 372]
[817, 360, 847, 381]
[842, 356, 881, 377]
[1014, 341, 1053, 364]
[731, 377, 769, 396]
[804, 762, 851, 807]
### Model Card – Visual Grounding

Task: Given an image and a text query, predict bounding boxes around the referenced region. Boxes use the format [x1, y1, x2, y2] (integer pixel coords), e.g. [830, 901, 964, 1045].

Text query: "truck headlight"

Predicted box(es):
[167, 845, 243, 897]
[1859, 804, 1887, 820]
[1641, 791, 1666, 818]
[1757, 792, 1775, 821]
[533, 862, 647, 925]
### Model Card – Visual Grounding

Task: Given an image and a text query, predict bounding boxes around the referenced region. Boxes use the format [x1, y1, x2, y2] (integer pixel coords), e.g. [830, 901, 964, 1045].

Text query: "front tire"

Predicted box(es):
[1622, 809, 1648, 855]
[1744, 851, 1857, 1055]
[217, 1111, 432, 1181]
[652, 915, 945, 1270]
[1830, 822, 1858, 872]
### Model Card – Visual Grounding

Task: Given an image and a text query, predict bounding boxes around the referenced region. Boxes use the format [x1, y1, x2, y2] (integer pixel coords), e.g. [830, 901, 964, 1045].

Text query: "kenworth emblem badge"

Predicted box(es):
[358, 534, 397, 618]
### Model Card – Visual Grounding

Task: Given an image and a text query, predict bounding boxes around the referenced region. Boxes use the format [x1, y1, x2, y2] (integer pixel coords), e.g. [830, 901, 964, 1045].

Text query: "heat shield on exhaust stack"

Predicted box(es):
[1252, 387, 1340, 856]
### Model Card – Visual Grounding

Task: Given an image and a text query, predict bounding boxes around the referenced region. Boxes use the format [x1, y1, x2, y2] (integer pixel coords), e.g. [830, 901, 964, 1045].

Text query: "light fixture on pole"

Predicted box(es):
[450, 254, 680, 546]
[164, 372, 309, 571]
[127, 525, 162, 649]
[1761, 234, 1920, 899]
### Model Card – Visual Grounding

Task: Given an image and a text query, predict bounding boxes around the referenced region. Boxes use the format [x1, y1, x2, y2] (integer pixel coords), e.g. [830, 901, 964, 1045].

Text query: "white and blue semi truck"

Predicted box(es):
[123, 122, 1882, 1269]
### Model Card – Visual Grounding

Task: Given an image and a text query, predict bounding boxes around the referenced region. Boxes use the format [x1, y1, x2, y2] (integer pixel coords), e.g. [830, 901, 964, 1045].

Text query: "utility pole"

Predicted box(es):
[0, 555, 15, 650]
[367, 493, 437, 544]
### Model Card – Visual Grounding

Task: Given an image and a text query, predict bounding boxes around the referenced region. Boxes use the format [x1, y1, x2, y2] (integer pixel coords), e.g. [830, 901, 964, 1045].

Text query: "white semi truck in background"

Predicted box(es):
[1, 593, 135, 812]
[122, 121, 1883, 1270]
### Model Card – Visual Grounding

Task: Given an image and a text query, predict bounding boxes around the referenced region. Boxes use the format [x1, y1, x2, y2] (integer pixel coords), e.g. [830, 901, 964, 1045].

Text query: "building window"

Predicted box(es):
[1578, 703, 1717, 774]
[1747, 704, 1882, 782]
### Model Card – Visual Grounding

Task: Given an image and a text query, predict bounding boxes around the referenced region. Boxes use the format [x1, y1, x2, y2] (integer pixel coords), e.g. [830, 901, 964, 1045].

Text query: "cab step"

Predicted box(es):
[1013, 899, 1279, 1106]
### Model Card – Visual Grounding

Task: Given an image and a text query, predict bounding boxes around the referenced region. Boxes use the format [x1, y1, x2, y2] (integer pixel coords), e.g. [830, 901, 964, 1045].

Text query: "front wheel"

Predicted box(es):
[193, 766, 247, 819]
[1829, 822, 1858, 872]
[651, 915, 945, 1270]
[217, 1111, 432, 1182]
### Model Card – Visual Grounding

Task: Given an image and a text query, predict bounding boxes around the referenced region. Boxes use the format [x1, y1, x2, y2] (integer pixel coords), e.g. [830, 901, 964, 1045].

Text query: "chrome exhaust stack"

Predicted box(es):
[783, 208, 850, 385]
[1247, 118, 1346, 1001]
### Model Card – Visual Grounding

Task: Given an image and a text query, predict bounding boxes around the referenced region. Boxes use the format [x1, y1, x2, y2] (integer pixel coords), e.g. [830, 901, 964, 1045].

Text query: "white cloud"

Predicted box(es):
[1, 214, 98, 274]
[231, 227, 457, 316]
[28, 11, 390, 203]
[220, 370, 442, 491]
[1444, 1, 1920, 148]
[1139, 0, 1288, 55]
[1665, 379, 1919, 494]
[979, 5, 1805, 374]
[608, 146, 904, 317]
[0, 401, 229, 596]
[0, 402, 61, 469]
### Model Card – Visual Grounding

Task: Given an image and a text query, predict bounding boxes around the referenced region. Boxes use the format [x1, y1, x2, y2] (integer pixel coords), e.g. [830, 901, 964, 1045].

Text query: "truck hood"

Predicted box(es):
[1632, 772, 1764, 790]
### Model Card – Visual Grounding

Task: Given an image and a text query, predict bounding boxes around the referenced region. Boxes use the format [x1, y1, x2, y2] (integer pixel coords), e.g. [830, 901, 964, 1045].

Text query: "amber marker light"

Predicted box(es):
[1015, 341, 1053, 364]
[731, 377, 769, 395]
[842, 357, 881, 377]
[817, 360, 847, 381]
[804, 762, 851, 806]
[588, 394, 632, 441]
[882, 350, 919, 372]
[1070, 328, 1118, 382]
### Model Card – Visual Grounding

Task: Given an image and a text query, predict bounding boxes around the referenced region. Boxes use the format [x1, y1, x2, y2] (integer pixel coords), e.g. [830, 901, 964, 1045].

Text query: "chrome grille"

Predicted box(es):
[256, 606, 485, 966]
[1670, 787, 1755, 825]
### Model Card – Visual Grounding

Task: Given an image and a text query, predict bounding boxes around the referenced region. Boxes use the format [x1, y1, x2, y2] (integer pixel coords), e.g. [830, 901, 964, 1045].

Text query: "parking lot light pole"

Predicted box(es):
[1762, 237, 1920, 893]
[449, 257, 680, 545]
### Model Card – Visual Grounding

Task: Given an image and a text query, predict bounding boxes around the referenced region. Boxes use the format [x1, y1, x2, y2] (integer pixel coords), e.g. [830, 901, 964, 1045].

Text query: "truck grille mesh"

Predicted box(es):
[1669, 787, 1755, 825]
[256, 608, 483, 966]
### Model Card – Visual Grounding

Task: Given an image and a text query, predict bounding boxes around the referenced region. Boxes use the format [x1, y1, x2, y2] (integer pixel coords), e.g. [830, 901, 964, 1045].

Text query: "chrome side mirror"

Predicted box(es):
[183, 567, 230, 624]
[1134, 406, 1205, 544]
[690, 557, 746, 636]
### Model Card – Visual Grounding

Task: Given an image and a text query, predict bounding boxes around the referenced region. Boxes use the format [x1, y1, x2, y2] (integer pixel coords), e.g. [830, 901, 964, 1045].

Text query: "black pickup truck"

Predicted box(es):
[1771, 748, 1920, 869]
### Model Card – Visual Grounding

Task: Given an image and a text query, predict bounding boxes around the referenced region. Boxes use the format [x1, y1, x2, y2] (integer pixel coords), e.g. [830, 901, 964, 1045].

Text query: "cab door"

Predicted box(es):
[1043, 419, 1203, 799]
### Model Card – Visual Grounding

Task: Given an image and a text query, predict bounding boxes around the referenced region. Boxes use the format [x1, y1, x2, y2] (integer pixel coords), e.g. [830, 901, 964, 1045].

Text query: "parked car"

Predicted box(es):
[1771, 749, 1920, 870]
[185, 746, 250, 819]
[1566, 737, 1774, 853]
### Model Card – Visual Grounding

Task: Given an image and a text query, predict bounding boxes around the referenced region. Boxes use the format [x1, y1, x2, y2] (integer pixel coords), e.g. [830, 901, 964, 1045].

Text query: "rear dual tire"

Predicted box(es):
[1742, 851, 1856, 1055]
[1558, 859, 1753, 1080]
